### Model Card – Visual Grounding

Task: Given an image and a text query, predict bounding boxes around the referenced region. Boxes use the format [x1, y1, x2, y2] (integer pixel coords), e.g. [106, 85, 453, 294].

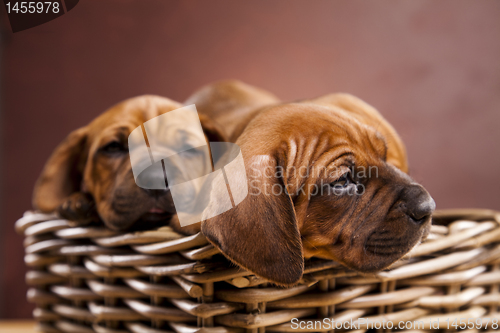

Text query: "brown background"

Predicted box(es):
[1, 0, 499, 318]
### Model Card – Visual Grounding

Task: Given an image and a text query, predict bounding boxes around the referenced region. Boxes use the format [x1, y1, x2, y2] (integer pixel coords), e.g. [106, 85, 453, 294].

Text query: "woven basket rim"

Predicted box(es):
[19, 208, 500, 333]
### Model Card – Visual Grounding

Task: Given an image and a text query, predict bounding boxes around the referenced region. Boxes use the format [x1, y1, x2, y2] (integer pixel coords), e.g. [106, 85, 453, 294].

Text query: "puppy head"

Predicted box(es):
[33, 95, 226, 230]
[202, 97, 434, 285]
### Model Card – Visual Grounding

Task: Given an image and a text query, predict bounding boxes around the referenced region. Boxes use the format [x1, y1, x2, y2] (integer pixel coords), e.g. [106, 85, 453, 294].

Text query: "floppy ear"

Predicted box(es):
[33, 127, 88, 213]
[198, 113, 228, 143]
[201, 153, 304, 286]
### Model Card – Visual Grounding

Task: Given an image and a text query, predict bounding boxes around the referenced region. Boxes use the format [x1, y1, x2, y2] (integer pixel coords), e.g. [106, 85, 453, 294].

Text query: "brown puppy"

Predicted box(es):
[33, 95, 228, 231]
[186, 80, 435, 286]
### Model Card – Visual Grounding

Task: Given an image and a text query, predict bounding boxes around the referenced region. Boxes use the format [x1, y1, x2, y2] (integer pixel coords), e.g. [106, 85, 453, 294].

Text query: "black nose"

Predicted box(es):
[401, 185, 435, 224]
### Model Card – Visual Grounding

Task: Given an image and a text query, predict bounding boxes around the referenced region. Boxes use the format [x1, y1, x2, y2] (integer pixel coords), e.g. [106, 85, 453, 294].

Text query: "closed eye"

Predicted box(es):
[99, 141, 128, 154]
[330, 171, 353, 188]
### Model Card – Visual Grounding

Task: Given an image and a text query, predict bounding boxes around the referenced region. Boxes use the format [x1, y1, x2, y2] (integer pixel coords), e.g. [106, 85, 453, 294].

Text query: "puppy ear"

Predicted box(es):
[201, 154, 304, 286]
[198, 113, 228, 143]
[33, 127, 88, 213]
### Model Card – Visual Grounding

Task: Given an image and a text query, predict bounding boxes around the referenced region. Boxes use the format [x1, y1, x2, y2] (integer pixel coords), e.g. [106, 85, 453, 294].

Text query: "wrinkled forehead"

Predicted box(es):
[132, 105, 207, 153]
[248, 103, 388, 161]
[255, 104, 384, 138]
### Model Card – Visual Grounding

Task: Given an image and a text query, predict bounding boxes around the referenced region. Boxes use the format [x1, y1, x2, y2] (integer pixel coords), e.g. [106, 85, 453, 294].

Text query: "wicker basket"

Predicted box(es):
[16, 209, 500, 333]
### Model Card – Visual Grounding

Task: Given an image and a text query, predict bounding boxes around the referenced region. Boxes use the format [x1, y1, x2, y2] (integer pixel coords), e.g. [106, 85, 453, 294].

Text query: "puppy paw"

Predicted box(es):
[58, 192, 100, 227]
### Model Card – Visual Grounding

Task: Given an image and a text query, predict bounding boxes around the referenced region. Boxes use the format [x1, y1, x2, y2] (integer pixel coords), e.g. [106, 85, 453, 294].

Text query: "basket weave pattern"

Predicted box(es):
[16, 209, 500, 333]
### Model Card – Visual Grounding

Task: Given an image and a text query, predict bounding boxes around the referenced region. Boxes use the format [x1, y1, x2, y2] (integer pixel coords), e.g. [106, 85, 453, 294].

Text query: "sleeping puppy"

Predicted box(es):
[32, 95, 228, 231]
[186, 80, 435, 286]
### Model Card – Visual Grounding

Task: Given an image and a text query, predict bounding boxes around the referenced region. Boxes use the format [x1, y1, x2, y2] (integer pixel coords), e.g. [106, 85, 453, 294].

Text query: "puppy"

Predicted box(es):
[186, 80, 435, 286]
[32, 95, 229, 231]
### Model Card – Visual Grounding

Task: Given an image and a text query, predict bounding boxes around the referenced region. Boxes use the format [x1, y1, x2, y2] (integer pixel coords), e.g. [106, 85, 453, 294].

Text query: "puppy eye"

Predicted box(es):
[331, 172, 352, 188]
[100, 141, 127, 154]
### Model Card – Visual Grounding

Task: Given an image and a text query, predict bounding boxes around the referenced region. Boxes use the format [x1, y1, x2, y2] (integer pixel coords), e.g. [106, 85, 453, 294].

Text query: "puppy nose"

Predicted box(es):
[401, 185, 436, 224]
[409, 197, 435, 222]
